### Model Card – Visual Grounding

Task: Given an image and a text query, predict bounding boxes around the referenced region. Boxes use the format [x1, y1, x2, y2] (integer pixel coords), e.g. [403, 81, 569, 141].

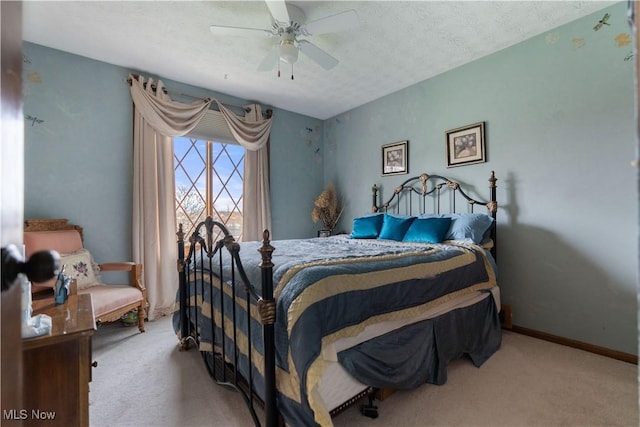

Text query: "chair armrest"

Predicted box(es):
[99, 262, 137, 272]
[97, 262, 145, 292]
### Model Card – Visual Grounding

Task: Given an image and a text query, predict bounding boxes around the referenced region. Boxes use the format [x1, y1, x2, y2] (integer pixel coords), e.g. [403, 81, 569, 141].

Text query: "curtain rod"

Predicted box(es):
[125, 76, 251, 113]
[177, 91, 251, 113]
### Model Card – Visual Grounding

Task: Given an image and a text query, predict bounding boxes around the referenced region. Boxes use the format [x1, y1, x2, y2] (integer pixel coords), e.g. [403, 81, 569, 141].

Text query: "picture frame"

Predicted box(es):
[382, 140, 408, 176]
[446, 122, 486, 167]
[317, 229, 331, 238]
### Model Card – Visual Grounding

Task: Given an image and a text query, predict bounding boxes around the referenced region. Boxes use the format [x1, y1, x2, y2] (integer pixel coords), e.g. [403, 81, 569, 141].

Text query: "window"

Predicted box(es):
[174, 136, 245, 242]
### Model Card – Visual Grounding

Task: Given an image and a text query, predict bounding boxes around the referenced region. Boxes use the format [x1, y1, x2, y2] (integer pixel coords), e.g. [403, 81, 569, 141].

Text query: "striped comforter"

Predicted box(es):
[173, 235, 497, 426]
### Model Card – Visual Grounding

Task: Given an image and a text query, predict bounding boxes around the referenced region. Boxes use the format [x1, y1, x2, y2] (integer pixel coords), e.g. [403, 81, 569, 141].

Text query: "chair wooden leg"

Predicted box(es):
[137, 305, 146, 333]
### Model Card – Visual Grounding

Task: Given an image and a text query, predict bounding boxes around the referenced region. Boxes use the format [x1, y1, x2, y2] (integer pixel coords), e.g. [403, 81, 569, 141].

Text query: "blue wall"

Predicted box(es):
[23, 45, 133, 263]
[325, 2, 637, 355]
[23, 2, 637, 355]
[23, 42, 324, 264]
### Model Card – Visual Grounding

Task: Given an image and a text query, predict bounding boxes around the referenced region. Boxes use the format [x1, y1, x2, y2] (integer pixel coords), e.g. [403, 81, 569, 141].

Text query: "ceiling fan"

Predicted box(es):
[209, 0, 359, 79]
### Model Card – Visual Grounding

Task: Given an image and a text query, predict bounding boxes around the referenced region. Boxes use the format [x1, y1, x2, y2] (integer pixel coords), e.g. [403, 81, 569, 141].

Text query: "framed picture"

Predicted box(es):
[446, 122, 486, 167]
[382, 140, 408, 176]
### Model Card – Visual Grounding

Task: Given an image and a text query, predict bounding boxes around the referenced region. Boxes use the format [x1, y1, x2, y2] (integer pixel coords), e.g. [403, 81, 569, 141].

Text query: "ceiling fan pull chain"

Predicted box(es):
[291, 63, 294, 80]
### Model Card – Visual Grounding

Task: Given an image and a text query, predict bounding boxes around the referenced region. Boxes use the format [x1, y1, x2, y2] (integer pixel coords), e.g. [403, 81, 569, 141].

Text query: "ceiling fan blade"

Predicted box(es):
[304, 10, 359, 35]
[298, 40, 338, 70]
[210, 25, 274, 38]
[258, 44, 279, 71]
[265, 0, 290, 24]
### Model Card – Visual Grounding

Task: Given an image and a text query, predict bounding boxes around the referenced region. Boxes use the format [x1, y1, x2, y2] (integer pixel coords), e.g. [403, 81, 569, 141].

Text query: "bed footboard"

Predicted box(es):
[176, 218, 278, 427]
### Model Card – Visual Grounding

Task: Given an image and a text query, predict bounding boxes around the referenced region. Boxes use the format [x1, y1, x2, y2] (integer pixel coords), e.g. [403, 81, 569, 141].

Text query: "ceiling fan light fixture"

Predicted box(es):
[279, 39, 298, 64]
[210, 1, 359, 74]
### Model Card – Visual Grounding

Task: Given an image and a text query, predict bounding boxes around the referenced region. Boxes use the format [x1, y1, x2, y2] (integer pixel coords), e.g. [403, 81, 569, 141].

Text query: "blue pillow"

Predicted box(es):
[378, 214, 415, 241]
[445, 213, 494, 244]
[351, 214, 384, 239]
[403, 217, 452, 243]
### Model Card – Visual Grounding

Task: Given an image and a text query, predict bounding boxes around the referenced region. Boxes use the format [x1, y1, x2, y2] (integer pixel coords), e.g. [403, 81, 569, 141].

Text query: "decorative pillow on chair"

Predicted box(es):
[378, 214, 415, 241]
[59, 248, 101, 289]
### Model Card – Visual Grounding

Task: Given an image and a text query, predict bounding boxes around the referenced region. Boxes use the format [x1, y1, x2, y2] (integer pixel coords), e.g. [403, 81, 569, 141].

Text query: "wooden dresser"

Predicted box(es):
[22, 294, 95, 427]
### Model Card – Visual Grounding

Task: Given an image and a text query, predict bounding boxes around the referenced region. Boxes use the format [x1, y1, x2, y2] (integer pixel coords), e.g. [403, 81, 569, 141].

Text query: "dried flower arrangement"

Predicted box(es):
[311, 183, 343, 233]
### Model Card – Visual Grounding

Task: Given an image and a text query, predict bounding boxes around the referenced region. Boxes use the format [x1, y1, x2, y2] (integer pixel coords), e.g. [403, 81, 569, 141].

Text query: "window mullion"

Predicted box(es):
[206, 141, 213, 216]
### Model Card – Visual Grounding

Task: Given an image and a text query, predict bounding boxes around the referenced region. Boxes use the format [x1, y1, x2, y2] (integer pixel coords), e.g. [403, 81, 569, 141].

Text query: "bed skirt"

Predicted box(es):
[338, 290, 501, 389]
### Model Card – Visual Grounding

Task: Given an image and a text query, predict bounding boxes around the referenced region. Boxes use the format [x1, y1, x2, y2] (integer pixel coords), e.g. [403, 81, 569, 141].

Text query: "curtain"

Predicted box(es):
[131, 76, 211, 320]
[128, 75, 273, 319]
[215, 101, 272, 149]
[241, 104, 272, 241]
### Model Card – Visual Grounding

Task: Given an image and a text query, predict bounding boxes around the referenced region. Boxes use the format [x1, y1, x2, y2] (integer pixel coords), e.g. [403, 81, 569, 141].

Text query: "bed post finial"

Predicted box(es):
[488, 171, 497, 214]
[487, 171, 498, 215]
[259, 229, 274, 268]
[176, 224, 186, 274]
[177, 223, 184, 243]
[372, 184, 379, 213]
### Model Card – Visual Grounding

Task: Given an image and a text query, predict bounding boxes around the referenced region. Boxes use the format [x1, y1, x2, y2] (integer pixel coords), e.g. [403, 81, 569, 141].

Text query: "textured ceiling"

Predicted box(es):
[22, 1, 614, 120]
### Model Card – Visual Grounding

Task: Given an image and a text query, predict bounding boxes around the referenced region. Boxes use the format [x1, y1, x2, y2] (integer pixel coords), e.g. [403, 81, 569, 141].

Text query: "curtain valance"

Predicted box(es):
[128, 74, 273, 149]
[129, 75, 211, 137]
[215, 101, 272, 150]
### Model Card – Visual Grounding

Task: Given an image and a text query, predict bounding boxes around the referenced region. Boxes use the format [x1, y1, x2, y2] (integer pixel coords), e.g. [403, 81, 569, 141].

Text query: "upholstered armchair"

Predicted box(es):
[23, 219, 147, 332]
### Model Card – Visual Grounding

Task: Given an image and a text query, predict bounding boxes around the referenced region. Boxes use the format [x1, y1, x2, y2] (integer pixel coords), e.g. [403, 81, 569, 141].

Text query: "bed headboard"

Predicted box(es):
[372, 170, 498, 257]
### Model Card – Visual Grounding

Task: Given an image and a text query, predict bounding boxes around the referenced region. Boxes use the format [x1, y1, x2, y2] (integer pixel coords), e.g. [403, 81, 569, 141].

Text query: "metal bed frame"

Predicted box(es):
[176, 170, 498, 427]
[372, 170, 497, 258]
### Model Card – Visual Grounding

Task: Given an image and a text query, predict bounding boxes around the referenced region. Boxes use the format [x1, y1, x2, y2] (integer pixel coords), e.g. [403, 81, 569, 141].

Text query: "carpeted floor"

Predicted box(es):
[89, 315, 638, 427]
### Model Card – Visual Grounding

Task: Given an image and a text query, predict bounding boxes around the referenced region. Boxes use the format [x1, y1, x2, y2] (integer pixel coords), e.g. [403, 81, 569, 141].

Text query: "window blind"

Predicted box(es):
[187, 109, 237, 144]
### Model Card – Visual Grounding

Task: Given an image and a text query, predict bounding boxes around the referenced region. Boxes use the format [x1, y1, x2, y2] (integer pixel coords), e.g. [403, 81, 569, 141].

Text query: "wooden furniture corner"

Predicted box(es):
[24, 218, 84, 240]
[23, 294, 95, 427]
